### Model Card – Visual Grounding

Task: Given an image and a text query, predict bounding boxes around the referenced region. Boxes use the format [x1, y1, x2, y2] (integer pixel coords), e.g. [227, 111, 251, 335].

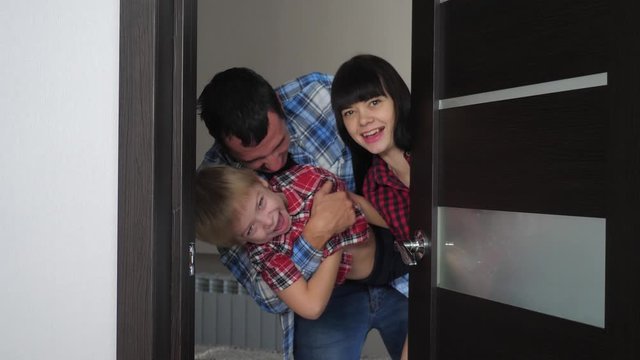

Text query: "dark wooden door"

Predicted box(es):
[409, 0, 640, 358]
[117, 0, 197, 359]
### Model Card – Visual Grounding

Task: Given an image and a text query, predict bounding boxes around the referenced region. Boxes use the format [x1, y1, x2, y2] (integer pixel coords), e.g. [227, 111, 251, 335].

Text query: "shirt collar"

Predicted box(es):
[370, 153, 411, 189]
[272, 183, 305, 215]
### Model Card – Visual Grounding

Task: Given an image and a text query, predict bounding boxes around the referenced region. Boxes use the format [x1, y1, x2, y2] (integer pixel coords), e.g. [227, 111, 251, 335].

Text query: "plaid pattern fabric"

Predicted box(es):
[363, 154, 411, 299]
[363, 153, 412, 243]
[277, 73, 355, 191]
[200, 73, 352, 360]
[200, 73, 409, 359]
[390, 274, 410, 297]
[201, 72, 354, 191]
[247, 165, 369, 292]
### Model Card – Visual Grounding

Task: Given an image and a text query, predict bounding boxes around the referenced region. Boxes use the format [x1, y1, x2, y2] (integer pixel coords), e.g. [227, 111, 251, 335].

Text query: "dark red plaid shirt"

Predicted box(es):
[363, 153, 411, 242]
[247, 165, 369, 292]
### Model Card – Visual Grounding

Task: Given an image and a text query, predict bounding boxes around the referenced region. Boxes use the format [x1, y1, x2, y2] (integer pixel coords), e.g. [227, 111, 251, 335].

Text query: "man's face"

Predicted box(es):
[224, 111, 291, 173]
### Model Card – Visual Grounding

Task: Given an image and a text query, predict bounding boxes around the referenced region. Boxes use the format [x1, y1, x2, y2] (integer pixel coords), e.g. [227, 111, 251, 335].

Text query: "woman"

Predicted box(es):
[332, 54, 412, 244]
[331, 54, 413, 360]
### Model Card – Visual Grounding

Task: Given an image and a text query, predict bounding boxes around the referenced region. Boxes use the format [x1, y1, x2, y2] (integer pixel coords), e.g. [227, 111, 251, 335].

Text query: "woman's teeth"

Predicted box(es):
[362, 128, 381, 138]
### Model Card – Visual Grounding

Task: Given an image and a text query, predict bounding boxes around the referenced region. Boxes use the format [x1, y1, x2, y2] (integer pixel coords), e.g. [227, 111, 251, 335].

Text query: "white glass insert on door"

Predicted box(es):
[437, 207, 605, 328]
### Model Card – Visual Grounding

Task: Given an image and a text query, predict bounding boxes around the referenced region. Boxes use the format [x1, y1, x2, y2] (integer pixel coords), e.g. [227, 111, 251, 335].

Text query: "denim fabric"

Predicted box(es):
[294, 282, 408, 360]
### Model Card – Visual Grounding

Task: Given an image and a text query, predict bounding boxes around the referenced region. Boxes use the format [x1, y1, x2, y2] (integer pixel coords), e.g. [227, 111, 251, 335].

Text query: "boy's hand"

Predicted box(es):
[303, 182, 356, 250]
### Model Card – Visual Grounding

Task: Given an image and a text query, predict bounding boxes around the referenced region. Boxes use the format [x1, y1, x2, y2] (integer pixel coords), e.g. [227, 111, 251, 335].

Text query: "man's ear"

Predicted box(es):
[235, 235, 249, 246]
[276, 97, 284, 111]
[269, 98, 286, 119]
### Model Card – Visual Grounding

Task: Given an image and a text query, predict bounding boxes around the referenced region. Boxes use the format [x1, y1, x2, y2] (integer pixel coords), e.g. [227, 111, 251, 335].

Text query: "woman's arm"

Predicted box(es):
[276, 250, 343, 320]
[349, 192, 389, 228]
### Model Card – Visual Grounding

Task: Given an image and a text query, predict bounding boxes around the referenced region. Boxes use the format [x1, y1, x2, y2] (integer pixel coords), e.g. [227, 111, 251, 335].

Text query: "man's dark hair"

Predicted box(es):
[331, 54, 412, 193]
[198, 68, 286, 148]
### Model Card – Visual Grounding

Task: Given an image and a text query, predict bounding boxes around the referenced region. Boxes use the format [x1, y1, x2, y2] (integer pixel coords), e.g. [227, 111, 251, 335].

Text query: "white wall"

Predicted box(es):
[196, 0, 412, 254]
[0, 1, 119, 359]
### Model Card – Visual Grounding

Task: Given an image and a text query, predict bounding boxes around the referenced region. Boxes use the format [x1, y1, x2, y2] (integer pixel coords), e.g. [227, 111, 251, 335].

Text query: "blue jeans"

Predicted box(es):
[294, 282, 408, 360]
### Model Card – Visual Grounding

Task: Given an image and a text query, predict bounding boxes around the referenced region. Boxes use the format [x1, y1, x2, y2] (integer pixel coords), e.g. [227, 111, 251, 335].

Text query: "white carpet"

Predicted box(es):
[195, 345, 391, 360]
[195, 345, 282, 360]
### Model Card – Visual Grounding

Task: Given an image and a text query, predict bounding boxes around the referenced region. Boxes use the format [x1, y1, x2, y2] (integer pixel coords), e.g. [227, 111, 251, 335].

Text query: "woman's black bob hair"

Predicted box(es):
[331, 54, 412, 193]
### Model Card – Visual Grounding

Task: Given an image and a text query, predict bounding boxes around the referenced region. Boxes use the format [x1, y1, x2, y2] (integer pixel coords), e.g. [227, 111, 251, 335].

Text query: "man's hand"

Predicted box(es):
[303, 181, 356, 250]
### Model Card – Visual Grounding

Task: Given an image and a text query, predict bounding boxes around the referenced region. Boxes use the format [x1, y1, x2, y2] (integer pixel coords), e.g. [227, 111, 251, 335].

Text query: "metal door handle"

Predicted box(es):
[394, 229, 429, 266]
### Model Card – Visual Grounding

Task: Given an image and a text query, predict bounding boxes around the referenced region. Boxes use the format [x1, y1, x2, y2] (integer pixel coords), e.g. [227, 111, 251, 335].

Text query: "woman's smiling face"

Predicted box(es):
[341, 95, 397, 156]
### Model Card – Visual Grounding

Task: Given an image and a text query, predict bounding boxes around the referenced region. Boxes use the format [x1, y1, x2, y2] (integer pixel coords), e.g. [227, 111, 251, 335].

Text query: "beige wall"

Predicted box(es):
[196, 0, 412, 164]
[196, 0, 412, 255]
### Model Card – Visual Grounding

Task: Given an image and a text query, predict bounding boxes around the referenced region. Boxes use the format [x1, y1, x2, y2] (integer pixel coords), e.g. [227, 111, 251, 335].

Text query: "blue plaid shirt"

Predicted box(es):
[200, 72, 408, 359]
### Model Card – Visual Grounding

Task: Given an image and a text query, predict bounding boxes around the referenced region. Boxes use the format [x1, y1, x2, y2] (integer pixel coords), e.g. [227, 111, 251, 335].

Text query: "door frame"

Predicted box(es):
[410, 0, 640, 358]
[408, 0, 437, 358]
[117, 0, 197, 359]
[117, 0, 640, 358]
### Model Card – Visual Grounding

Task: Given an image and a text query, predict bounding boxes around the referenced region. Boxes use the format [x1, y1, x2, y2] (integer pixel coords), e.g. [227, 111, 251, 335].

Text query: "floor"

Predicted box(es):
[195, 253, 393, 359]
[195, 345, 391, 360]
[194, 253, 393, 360]
[195, 345, 282, 360]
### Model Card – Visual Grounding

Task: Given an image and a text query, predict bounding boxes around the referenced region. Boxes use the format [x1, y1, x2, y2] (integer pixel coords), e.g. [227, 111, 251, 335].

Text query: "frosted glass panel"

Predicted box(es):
[437, 207, 605, 327]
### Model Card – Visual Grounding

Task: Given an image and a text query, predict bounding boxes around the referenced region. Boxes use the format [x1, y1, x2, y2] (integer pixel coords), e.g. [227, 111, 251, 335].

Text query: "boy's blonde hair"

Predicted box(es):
[195, 165, 261, 247]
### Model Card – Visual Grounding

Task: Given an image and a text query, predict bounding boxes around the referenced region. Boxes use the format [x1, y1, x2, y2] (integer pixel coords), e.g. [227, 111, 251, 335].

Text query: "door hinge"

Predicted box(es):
[188, 242, 195, 276]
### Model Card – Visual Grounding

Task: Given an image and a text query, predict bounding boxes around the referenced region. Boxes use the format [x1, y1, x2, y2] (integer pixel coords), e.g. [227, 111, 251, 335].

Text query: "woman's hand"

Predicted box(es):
[303, 182, 356, 249]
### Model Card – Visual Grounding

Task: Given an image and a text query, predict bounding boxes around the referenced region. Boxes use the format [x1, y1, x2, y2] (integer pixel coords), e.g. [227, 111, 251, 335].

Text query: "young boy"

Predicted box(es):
[195, 164, 408, 319]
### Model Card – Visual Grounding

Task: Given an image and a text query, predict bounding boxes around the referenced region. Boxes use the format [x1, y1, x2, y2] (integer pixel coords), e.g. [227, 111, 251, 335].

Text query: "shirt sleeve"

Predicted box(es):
[218, 245, 290, 314]
[278, 73, 356, 192]
[290, 234, 323, 279]
[261, 252, 303, 292]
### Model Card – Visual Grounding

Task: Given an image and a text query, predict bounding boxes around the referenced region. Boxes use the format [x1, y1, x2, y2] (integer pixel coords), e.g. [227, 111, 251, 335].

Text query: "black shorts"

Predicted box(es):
[356, 224, 409, 286]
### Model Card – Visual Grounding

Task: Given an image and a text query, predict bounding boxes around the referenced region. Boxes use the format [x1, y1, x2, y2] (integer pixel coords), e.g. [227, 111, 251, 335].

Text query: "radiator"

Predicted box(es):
[195, 273, 283, 352]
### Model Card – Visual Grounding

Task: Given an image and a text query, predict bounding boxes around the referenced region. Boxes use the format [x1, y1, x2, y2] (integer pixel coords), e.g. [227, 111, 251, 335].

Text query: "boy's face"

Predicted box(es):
[233, 179, 291, 245]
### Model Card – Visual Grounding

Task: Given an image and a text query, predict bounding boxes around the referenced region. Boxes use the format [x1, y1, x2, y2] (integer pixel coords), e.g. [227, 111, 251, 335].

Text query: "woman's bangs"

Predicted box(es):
[335, 72, 386, 111]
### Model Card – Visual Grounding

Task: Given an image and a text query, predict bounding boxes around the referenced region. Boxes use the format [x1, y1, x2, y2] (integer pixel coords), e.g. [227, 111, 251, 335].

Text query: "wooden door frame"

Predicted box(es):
[117, 0, 197, 359]
[409, 0, 437, 358]
[606, 1, 640, 357]
[410, 0, 640, 358]
[116, 0, 640, 358]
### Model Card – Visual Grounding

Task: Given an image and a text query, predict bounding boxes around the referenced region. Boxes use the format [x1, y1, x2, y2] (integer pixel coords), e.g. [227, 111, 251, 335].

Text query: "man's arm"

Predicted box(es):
[302, 181, 357, 249]
[287, 181, 356, 280]
[203, 148, 350, 309]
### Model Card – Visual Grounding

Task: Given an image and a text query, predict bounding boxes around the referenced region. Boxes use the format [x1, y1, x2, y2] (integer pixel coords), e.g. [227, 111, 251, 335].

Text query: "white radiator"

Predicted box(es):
[195, 273, 283, 352]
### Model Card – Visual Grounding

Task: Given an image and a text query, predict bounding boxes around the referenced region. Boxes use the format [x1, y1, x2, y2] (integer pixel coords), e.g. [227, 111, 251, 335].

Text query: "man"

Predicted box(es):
[198, 68, 408, 360]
